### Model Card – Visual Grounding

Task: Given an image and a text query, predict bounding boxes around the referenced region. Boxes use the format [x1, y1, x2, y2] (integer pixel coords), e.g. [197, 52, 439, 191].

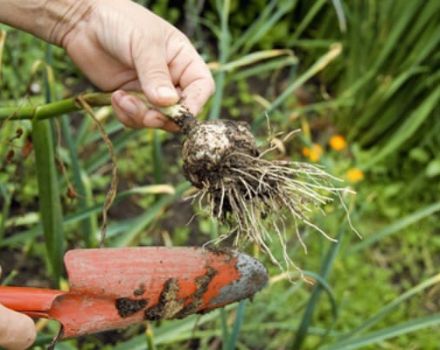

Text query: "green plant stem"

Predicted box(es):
[0, 93, 113, 121]
[60, 116, 98, 247]
[0, 93, 111, 120]
[290, 227, 344, 350]
[209, 0, 230, 120]
[0, 92, 193, 128]
[32, 46, 65, 284]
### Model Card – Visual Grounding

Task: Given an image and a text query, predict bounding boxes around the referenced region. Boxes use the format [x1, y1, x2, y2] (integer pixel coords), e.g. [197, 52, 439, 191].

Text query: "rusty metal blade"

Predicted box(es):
[53, 247, 267, 337]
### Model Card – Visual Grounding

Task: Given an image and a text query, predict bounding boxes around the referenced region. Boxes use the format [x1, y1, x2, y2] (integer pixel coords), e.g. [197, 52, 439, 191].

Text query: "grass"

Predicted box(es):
[0, 0, 439, 349]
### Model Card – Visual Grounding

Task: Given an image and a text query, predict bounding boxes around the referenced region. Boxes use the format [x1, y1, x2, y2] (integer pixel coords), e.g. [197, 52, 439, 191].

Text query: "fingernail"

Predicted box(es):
[156, 86, 178, 102]
[118, 96, 138, 117]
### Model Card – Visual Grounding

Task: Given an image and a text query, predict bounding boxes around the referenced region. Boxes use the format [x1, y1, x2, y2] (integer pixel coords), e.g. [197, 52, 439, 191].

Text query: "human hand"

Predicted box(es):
[1, 0, 214, 130]
[0, 266, 36, 350]
[56, 0, 215, 131]
[0, 304, 36, 350]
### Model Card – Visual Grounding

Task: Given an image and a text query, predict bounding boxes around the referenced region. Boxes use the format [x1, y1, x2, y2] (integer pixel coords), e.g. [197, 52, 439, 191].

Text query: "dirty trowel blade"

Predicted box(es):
[52, 247, 267, 337]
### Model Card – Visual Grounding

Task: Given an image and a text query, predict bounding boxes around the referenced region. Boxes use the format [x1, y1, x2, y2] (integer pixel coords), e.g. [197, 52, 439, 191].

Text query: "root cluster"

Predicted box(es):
[180, 118, 352, 272]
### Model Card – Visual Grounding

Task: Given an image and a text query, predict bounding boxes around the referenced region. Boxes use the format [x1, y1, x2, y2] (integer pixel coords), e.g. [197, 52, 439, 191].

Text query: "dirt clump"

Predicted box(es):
[175, 266, 218, 318]
[115, 297, 148, 318]
[144, 278, 184, 320]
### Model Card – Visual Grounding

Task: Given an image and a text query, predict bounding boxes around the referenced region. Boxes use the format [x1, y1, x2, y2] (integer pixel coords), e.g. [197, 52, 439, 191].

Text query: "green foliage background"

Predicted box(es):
[0, 0, 439, 349]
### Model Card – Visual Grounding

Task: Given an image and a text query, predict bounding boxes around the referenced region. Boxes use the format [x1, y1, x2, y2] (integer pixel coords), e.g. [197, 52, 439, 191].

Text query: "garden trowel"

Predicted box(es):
[0, 247, 267, 338]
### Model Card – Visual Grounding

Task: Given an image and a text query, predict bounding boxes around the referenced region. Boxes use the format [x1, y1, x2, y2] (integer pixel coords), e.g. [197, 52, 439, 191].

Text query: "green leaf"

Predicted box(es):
[322, 314, 440, 350]
[254, 43, 342, 127]
[349, 201, 440, 253]
[32, 117, 64, 282]
[290, 227, 344, 350]
[30, 47, 65, 283]
[110, 182, 190, 247]
[364, 87, 440, 168]
[226, 301, 246, 350]
[341, 273, 440, 339]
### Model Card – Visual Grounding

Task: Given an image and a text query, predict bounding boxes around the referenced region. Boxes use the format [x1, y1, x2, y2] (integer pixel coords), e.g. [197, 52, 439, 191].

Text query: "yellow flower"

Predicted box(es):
[329, 134, 347, 151]
[302, 147, 310, 157]
[346, 168, 364, 183]
[302, 144, 323, 162]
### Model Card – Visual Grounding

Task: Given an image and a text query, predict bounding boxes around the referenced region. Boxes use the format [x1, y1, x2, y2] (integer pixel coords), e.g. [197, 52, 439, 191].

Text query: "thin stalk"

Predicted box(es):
[220, 308, 230, 350]
[152, 130, 163, 184]
[253, 43, 342, 128]
[290, 226, 344, 350]
[226, 301, 246, 350]
[209, 0, 230, 120]
[0, 184, 12, 242]
[60, 116, 98, 247]
[145, 322, 156, 350]
[0, 92, 195, 131]
[32, 47, 65, 284]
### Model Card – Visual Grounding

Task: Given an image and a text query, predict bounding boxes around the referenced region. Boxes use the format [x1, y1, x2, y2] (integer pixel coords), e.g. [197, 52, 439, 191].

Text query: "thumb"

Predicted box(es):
[0, 304, 36, 350]
[134, 43, 179, 107]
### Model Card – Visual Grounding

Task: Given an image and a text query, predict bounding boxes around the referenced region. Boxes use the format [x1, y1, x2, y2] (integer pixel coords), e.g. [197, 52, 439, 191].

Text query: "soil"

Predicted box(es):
[144, 278, 183, 320]
[175, 266, 217, 319]
[115, 297, 148, 318]
[0, 248, 51, 288]
[182, 119, 263, 220]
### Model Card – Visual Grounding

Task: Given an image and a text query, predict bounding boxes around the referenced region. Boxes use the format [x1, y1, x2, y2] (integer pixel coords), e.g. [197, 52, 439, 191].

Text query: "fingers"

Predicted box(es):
[0, 304, 36, 350]
[167, 35, 215, 115]
[181, 75, 215, 116]
[111, 90, 179, 132]
[132, 34, 180, 107]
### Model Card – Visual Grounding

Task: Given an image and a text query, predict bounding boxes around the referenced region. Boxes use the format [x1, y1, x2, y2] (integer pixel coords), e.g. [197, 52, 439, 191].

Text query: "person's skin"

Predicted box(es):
[0, 0, 215, 131]
[0, 266, 36, 350]
[0, 0, 215, 348]
[0, 304, 36, 350]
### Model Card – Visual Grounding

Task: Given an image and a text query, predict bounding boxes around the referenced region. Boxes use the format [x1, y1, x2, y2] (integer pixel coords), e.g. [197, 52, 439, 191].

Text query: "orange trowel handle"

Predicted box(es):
[0, 286, 65, 318]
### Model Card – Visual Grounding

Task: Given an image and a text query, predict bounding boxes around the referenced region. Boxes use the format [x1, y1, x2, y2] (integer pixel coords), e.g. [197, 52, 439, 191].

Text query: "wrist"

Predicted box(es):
[0, 0, 94, 46]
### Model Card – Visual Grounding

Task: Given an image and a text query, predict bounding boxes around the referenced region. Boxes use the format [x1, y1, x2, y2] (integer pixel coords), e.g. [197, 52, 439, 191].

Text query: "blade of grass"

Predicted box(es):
[145, 322, 156, 350]
[113, 309, 226, 350]
[291, 0, 327, 41]
[220, 308, 230, 350]
[290, 227, 344, 350]
[32, 47, 64, 283]
[85, 129, 142, 173]
[209, 0, 230, 120]
[241, 1, 296, 54]
[363, 87, 440, 168]
[349, 200, 440, 253]
[322, 314, 440, 350]
[254, 43, 342, 127]
[0, 184, 177, 248]
[330, 0, 347, 33]
[233, 55, 298, 81]
[209, 49, 296, 73]
[0, 184, 12, 242]
[60, 113, 97, 247]
[303, 271, 338, 323]
[152, 130, 163, 183]
[342, 273, 440, 340]
[111, 182, 190, 247]
[228, 0, 278, 55]
[226, 300, 246, 350]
